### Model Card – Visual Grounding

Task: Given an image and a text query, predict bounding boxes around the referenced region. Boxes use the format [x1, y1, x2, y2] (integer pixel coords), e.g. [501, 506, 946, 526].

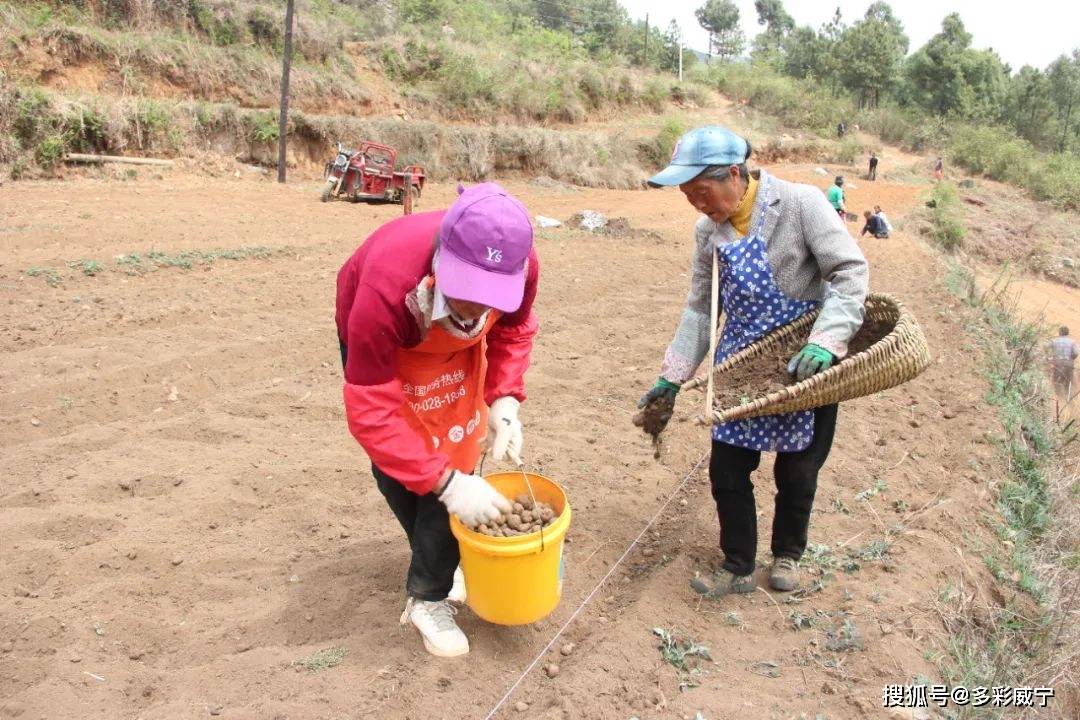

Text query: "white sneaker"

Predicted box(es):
[399, 597, 469, 657]
[448, 567, 466, 605]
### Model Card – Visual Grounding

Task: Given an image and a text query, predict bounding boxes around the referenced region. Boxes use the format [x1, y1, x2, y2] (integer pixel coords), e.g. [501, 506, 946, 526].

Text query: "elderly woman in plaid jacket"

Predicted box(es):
[637, 126, 868, 596]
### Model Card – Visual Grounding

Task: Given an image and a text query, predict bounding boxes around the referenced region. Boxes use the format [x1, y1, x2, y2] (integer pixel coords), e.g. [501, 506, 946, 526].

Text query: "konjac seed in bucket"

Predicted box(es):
[449, 471, 571, 625]
[470, 494, 560, 537]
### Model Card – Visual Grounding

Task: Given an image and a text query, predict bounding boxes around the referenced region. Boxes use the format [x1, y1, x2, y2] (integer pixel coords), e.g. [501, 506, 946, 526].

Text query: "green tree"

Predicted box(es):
[863, 0, 906, 47]
[750, 0, 794, 62]
[962, 48, 1010, 122]
[834, 2, 907, 107]
[1007, 66, 1058, 147]
[863, 1, 909, 71]
[780, 26, 828, 79]
[578, 0, 631, 53]
[903, 13, 973, 115]
[816, 7, 846, 94]
[695, 0, 744, 61]
[521, 0, 636, 62]
[529, 0, 573, 31]
[754, 0, 793, 33]
[903, 13, 1010, 120]
[1048, 50, 1080, 151]
[658, 19, 690, 73]
[620, 16, 674, 69]
[400, 0, 452, 24]
[750, 34, 781, 65]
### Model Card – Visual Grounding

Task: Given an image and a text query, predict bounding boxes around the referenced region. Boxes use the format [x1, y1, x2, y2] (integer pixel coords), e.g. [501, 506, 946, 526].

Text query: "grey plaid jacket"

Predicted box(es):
[660, 170, 869, 384]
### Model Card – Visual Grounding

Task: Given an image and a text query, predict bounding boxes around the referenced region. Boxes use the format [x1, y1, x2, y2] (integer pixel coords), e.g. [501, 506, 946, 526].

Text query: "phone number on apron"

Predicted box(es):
[409, 386, 467, 414]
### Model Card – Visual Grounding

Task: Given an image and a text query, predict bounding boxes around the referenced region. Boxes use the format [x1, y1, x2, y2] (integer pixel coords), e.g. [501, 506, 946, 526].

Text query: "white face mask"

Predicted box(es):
[431, 248, 489, 334]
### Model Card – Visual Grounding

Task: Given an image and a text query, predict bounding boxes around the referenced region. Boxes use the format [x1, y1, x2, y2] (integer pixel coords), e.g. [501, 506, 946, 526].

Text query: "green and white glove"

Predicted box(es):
[787, 344, 835, 381]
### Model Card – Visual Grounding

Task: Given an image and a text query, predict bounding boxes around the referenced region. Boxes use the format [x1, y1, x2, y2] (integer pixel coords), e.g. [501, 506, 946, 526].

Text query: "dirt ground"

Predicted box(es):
[0, 161, 1073, 719]
[956, 179, 1080, 289]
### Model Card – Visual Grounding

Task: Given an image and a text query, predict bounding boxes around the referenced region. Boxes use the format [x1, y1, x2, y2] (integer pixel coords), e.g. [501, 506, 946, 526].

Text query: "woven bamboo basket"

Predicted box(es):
[682, 293, 931, 423]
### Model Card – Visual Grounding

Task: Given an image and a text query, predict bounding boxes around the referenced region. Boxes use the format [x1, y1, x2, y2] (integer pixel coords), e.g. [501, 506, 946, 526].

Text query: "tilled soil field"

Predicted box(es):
[0, 165, 1050, 719]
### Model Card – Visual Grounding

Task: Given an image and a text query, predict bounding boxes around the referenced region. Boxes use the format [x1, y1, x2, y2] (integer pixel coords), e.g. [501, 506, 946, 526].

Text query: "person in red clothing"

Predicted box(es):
[336, 182, 539, 657]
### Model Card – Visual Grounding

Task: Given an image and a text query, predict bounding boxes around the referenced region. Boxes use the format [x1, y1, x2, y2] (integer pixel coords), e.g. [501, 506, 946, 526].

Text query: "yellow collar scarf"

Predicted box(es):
[728, 175, 759, 237]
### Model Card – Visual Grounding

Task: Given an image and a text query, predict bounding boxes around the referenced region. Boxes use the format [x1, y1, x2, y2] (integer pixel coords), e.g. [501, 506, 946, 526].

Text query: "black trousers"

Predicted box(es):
[709, 404, 839, 576]
[341, 342, 458, 602]
[372, 464, 459, 602]
[868, 161, 878, 180]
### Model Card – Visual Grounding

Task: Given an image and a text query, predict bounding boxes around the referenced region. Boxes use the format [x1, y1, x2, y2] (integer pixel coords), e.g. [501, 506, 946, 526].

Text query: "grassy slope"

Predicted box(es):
[690, 62, 1080, 212]
[0, 0, 716, 182]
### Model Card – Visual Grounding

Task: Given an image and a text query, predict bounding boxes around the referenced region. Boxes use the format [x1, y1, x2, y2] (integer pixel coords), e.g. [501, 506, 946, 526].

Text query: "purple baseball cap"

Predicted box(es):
[437, 182, 533, 313]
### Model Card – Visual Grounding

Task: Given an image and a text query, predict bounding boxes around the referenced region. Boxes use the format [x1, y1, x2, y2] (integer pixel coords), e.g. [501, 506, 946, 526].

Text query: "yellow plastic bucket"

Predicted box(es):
[449, 471, 571, 626]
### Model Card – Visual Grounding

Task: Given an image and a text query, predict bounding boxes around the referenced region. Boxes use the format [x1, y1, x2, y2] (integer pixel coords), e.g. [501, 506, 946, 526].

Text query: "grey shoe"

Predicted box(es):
[769, 557, 799, 591]
[690, 569, 755, 597]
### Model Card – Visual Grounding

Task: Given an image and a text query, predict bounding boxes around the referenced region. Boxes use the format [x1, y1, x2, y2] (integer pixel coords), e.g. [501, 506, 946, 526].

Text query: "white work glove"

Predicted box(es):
[487, 396, 524, 465]
[438, 471, 512, 527]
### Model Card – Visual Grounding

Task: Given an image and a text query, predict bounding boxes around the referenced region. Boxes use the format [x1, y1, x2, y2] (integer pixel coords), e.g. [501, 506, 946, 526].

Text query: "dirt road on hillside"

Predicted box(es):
[1, 166, 1072, 719]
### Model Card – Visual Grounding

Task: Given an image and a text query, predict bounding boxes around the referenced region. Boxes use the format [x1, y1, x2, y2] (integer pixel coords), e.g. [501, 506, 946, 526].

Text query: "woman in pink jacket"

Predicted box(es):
[336, 183, 539, 656]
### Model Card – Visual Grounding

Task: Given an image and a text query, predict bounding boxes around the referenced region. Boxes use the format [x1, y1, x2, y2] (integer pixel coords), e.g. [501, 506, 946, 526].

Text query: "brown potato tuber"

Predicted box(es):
[467, 499, 561, 537]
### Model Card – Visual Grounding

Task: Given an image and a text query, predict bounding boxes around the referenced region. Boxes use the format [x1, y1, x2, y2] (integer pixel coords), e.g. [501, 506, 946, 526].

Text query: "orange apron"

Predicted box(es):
[395, 311, 499, 473]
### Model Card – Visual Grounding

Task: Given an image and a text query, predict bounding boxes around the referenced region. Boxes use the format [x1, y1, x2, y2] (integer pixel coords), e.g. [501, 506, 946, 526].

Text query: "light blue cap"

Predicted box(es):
[647, 126, 750, 187]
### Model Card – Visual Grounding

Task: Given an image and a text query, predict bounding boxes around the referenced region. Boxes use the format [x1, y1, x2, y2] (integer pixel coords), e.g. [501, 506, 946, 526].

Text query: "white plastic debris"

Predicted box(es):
[813, 167, 828, 175]
[534, 215, 562, 228]
[577, 210, 607, 231]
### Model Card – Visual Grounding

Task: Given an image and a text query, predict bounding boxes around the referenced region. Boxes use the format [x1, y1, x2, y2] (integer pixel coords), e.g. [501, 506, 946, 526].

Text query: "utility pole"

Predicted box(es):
[643, 13, 649, 67]
[277, 0, 295, 183]
[678, 43, 683, 82]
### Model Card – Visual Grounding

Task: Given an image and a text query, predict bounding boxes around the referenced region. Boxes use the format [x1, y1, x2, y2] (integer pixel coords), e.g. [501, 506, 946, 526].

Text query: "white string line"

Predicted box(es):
[481, 451, 709, 720]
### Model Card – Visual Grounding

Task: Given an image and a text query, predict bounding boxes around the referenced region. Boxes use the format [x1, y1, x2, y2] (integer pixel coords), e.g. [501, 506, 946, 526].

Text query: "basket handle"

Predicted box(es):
[703, 239, 721, 423]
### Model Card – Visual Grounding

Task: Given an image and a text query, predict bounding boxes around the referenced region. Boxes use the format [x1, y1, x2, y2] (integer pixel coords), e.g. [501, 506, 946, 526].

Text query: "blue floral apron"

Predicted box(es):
[713, 177, 820, 452]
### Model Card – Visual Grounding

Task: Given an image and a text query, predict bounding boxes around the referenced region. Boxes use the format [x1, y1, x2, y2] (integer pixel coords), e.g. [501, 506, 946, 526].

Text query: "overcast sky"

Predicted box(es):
[616, 0, 1079, 72]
